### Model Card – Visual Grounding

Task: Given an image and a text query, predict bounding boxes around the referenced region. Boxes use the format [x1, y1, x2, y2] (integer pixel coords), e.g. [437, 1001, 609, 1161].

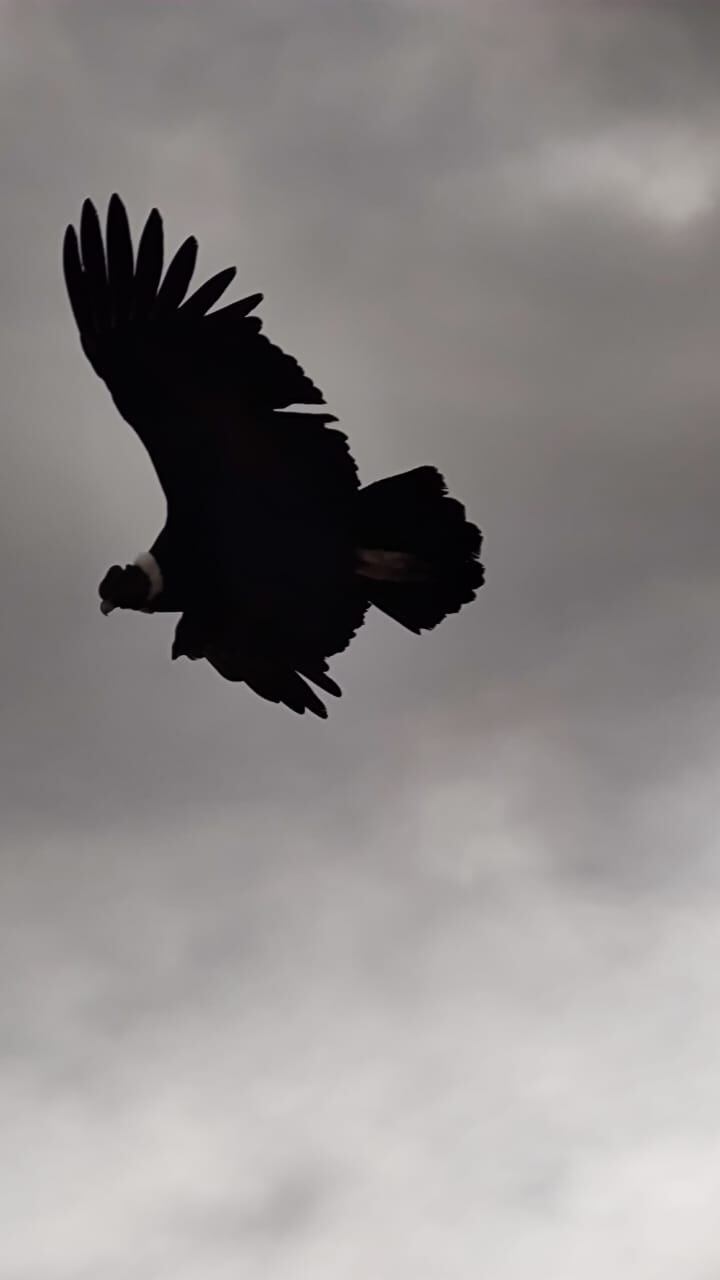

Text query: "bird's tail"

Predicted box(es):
[355, 466, 484, 633]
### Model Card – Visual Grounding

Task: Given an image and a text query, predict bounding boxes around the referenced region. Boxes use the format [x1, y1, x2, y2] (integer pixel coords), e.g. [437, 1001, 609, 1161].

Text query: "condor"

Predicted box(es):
[63, 196, 484, 718]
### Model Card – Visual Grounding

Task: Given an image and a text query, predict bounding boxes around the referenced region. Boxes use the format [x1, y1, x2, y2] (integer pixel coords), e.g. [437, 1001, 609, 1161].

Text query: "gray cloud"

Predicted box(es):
[3, 1, 720, 1276]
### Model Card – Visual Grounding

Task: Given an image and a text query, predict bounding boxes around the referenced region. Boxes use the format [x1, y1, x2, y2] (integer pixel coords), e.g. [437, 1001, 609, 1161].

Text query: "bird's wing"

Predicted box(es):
[62, 195, 357, 500]
[174, 586, 369, 718]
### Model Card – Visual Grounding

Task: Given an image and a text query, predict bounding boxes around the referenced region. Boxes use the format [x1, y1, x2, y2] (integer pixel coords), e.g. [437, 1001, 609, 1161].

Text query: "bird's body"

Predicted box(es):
[64, 196, 484, 717]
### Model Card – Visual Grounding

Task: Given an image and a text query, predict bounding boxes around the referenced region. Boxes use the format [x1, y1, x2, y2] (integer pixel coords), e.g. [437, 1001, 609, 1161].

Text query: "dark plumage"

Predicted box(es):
[63, 195, 484, 718]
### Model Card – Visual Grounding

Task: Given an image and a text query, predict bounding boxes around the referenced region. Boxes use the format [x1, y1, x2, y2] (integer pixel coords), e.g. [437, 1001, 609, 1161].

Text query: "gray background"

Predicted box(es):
[3, 2, 720, 1276]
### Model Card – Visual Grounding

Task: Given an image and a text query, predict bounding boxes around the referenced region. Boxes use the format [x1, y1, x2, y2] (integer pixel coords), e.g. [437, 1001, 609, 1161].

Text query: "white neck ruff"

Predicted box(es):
[133, 551, 164, 600]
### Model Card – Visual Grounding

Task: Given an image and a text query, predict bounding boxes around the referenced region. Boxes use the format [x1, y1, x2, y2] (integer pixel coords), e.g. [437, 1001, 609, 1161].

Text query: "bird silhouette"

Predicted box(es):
[63, 195, 484, 717]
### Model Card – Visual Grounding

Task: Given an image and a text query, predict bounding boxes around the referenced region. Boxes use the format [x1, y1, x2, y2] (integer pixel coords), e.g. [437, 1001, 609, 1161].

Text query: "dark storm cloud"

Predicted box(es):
[3, 2, 720, 1277]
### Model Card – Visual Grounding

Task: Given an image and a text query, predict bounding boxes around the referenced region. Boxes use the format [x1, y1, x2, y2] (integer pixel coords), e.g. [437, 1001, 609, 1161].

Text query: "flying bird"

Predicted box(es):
[63, 196, 484, 718]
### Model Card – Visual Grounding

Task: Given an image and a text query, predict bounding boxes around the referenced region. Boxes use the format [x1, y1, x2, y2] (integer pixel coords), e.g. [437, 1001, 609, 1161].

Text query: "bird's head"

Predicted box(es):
[98, 551, 165, 615]
[98, 563, 153, 615]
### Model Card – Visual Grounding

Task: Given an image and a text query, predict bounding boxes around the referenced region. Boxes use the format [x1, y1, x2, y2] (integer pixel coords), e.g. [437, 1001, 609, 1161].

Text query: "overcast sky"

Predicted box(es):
[3, 1, 720, 1276]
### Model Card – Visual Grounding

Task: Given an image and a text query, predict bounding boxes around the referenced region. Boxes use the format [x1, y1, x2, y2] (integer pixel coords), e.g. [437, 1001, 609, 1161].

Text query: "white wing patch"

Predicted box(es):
[355, 549, 430, 582]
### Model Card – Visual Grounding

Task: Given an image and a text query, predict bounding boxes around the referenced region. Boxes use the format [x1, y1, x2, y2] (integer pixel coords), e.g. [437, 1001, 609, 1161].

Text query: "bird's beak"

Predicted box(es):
[100, 599, 116, 616]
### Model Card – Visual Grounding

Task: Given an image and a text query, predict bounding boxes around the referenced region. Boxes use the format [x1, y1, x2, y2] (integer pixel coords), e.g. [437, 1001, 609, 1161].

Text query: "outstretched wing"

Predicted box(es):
[65, 196, 365, 712]
[62, 195, 354, 499]
[176, 587, 369, 718]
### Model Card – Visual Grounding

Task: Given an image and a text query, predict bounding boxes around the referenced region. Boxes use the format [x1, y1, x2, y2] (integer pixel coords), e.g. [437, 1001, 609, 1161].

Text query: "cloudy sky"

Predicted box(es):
[3, 1, 720, 1275]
